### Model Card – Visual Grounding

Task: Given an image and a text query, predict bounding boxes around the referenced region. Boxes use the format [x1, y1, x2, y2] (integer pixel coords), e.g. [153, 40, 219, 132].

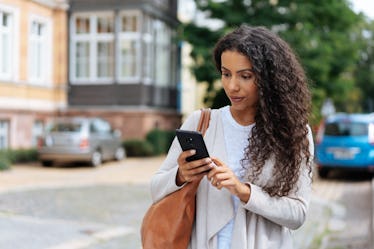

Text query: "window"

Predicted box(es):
[28, 16, 52, 84]
[0, 120, 9, 149]
[32, 120, 44, 147]
[154, 20, 171, 86]
[0, 6, 18, 80]
[325, 122, 368, 136]
[117, 11, 141, 82]
[91, 119, 111, 134]
[142, 14, 154, 84]
[0, 11, 11, 79]
[71, 13, 115, 83]
[69, 11, 177, 87]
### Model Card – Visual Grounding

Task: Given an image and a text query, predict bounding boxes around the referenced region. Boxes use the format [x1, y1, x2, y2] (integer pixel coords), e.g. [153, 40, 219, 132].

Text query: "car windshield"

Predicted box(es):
[324, 122, 368, 136]
[48, 122, 82, 132]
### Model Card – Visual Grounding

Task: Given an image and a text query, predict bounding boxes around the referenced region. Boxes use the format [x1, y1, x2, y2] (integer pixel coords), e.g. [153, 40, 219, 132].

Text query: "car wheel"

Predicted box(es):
[114, 147, 126, 161]
[41, 161, 53, 167]
[318, 168, 329, 179]
[91, 150, 102, 167]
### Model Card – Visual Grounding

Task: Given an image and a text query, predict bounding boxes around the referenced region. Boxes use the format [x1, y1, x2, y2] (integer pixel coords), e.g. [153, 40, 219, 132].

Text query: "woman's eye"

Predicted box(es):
[241, 74, 252, 80]
[222, 72, 230, 78]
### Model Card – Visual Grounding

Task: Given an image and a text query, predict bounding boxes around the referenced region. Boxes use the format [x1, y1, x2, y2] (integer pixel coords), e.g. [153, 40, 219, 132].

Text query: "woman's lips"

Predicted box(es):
[230, 96, 244, 103]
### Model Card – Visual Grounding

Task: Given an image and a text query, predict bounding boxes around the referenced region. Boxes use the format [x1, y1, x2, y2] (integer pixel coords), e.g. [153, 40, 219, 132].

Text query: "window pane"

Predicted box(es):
[31, 21, 38, 35]
[1, 33, 9, 74]
[75, 42, 90, 78]
[325, 122, 368, 136]
[120, 40, 137, 77]
[32, 121, 44, 146]
[76, 17, 90, 34]
[0, 12, 12, 78]
[2, 13, 9, 27]
[97, 41, 114, 78]
[121, 15, 138, 32]
[154, 21, 170, 86]
[97, 16, 113, 33]
[0, 121, 9, 149]
[29, 21, 48, 81]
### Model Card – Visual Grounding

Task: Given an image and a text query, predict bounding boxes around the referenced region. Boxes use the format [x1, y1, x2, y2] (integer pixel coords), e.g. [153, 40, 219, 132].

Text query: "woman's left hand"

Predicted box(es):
[207, 157, 251, 203]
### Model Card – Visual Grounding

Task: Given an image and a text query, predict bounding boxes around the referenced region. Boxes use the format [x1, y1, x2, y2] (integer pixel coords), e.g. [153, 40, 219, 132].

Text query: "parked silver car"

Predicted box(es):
[37, 117, 126, 167]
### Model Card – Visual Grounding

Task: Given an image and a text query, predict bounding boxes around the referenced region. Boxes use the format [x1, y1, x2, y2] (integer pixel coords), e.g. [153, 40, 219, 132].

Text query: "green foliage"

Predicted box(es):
[181, 0, 371, 125]
[0, 148, 38, 171]
[354, 20, 374, 112]
[0, 154, 10, 171]
[146, 129, 175, 155]
[123, 140, 154, 157]
[123, 129, 175, 157]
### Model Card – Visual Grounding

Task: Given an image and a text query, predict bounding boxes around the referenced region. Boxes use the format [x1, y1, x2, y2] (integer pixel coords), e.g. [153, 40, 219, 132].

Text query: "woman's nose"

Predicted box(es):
[228, 77, 240, 91]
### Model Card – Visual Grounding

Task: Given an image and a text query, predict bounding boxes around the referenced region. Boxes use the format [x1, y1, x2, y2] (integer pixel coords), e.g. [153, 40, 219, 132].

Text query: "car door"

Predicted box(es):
[91, 119, 115, 160]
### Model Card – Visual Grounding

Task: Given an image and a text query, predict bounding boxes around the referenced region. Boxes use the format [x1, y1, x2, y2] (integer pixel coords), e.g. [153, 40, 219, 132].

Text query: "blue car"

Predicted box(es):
[315, 113, 374, 178]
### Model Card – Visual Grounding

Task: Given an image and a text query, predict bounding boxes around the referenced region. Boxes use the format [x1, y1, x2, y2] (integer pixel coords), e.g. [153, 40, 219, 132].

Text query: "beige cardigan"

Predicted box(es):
[150, 108, 314, 249]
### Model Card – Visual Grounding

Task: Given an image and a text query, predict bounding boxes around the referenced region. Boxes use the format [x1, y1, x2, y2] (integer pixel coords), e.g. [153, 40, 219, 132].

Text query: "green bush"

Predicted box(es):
[0, 154, 10, 171]
[7, 149, 38, 163]
[123, 139, 154, 157]
[146, 129, 175, 155]
[0, 148, 38, 171]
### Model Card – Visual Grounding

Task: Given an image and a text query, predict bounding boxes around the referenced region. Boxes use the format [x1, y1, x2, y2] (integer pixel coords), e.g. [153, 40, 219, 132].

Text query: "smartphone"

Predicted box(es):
[175, 129, 210, 162]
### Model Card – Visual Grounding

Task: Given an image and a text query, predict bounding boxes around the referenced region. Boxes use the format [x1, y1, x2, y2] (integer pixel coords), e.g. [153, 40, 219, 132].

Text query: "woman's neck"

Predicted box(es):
[229, 107, 256, 126]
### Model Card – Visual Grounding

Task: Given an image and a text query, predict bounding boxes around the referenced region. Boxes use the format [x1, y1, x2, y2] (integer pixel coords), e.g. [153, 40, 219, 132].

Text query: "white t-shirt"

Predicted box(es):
[217, 106, 254, 249]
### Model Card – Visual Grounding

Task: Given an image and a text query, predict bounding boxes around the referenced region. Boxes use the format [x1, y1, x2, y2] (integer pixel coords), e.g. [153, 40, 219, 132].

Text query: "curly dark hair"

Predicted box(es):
[213, 25, 312, 197]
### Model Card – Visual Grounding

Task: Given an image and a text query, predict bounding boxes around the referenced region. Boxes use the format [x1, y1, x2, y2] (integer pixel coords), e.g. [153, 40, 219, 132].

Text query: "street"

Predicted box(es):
[313, 171, 373, 249]
[0, 158, 373, 249]
[0, 157, 163, 249]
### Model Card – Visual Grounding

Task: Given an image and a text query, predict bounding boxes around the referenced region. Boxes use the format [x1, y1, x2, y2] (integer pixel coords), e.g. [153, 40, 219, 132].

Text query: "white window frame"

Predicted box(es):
[117, 10, 142, 84]
[0, 120, 9, 150]
[70, 12, 115, 85]
[0, 4, 19, 81]
[28, 14, 53, 86]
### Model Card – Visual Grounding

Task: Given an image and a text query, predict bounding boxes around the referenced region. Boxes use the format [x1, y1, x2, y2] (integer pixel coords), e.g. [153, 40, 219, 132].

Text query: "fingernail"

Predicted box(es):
[190, 149, 196, 154]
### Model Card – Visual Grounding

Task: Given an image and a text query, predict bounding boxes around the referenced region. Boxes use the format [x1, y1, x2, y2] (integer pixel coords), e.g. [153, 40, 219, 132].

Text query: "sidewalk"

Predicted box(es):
[293, 195, 345, 249]
[0, 156, 165, 193]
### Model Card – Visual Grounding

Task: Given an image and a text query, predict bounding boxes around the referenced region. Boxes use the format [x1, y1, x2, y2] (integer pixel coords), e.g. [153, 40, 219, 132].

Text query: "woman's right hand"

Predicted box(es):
[176, 150, 215, 186]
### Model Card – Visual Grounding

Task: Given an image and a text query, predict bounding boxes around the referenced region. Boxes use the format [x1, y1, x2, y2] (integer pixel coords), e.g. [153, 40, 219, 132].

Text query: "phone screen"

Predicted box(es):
[176, 129, 210, 162]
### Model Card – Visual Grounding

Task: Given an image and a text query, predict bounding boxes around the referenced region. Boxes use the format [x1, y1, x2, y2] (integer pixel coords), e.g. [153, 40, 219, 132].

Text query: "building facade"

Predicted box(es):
[0, 0, 181, 149]
[0, 0, 68, 149]
[65, 0, 181, 139]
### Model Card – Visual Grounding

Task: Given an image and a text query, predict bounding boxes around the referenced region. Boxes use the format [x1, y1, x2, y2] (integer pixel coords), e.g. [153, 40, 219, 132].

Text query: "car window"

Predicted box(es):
[91, 119, 111, 134]
[49, 122, 82, 132]
[325, 122, 368, 136]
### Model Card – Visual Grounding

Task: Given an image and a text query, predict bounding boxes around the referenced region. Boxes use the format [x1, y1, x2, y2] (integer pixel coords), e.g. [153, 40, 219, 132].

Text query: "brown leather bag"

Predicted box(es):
[141, 108, 211, 249]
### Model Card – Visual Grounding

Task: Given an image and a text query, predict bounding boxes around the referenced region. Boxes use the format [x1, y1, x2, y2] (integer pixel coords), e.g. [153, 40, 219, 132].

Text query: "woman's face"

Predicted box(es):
[221, 50, 259, 116]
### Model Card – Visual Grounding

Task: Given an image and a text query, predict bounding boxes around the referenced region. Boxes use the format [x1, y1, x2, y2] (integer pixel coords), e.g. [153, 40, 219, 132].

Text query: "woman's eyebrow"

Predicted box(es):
[237, 68, 254, 73]
[221, 66, 254, 73]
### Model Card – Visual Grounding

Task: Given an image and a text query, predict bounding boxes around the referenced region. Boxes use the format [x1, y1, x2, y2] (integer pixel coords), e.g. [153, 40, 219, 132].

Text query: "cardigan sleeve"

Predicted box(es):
[242, 126, 314, 230]
[150, 110, 202, 203]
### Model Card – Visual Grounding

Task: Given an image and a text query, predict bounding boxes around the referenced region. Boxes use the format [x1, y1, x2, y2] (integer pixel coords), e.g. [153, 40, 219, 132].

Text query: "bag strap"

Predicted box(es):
[197, 108, 211, 135]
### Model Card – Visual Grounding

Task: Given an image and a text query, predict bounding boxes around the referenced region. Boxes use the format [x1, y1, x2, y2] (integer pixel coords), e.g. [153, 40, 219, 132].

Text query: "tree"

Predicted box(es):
[354, 19, 374, 112]
[181, 0, 366, 125]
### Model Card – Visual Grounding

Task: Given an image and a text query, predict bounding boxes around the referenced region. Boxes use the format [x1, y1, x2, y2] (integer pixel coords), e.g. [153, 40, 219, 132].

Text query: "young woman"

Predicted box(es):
[150, 25, 314, 249]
